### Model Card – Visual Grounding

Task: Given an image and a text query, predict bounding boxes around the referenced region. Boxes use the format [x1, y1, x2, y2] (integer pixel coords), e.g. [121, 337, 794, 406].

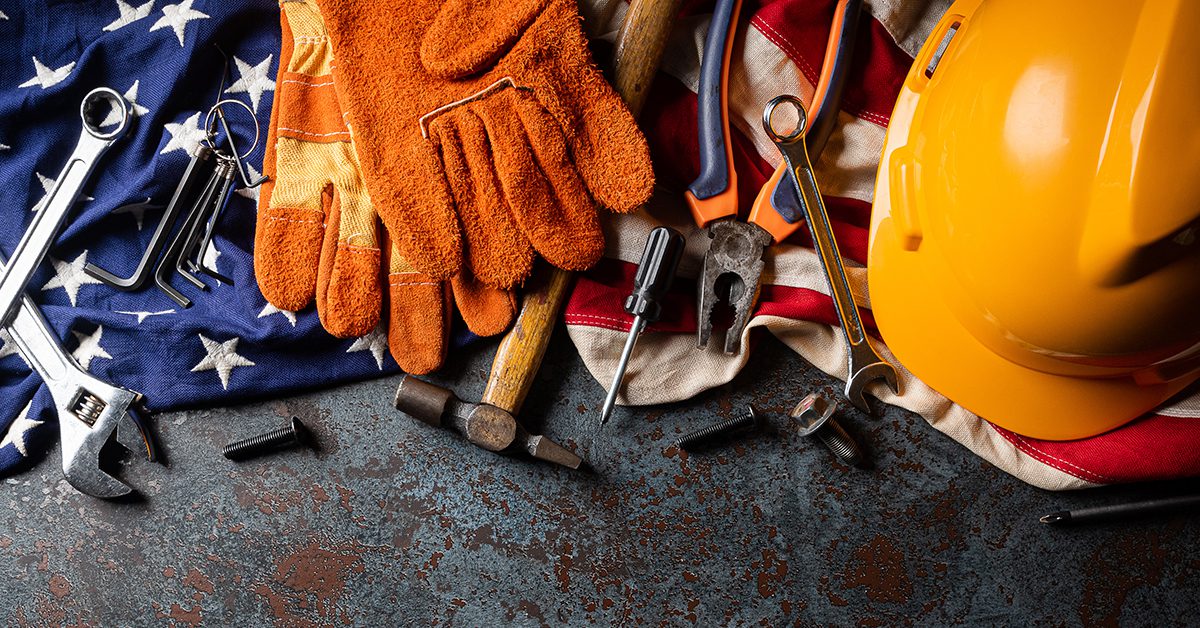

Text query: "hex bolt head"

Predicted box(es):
[791, 394, 865, 467]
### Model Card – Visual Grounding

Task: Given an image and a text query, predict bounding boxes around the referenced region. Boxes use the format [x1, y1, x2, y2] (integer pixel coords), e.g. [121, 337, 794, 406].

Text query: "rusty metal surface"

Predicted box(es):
[0, 331, 1197, 626]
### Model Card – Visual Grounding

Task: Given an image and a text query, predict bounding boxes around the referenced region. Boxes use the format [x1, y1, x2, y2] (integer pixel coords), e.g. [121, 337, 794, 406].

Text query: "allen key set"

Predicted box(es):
[85, 98, 264, 308]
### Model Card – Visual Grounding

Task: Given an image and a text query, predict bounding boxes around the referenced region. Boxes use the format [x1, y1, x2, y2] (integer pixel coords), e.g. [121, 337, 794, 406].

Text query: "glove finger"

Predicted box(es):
[449, 272, 516, 338]
[385, 240, 450, 375]
[315, 148, 383, 339]
[370, 138, 464, 282]
[474, 92, 604, 272]
[256, 0, 343, 313]
[420, 0, 549, 79]
[255, 137, 334, 312]
[431, 109, 535, 289]
[520, 0, 654, 213]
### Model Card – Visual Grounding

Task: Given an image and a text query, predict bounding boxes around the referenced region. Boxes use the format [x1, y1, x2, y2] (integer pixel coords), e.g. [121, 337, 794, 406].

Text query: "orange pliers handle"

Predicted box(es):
[749, 0, 863, 243]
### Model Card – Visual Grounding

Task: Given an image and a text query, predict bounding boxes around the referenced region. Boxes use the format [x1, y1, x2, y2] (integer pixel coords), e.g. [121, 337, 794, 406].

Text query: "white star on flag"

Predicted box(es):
[0, 404, 43, 457]
[103, 0, 155, 33]
[225, 55, 275, 113]
[191, 334, 255, 390]
[199, 240, 225, 287]
[115, 309, 175, 324]
[150, 0, 209, 47]
[0, 143, 9, 152]
[234, 163, 263, 203]
[347, 325, 388, 370]
[42, 251, 104, 306]
[71, 326, 113, 369]
[258, 303, 297, 327]
[18, 57, 75, 90]
[104, 81, 151, 126]
[0, 328, 22, 362]
[113, 197, 160, 231]
[0, 11, 8, 20]
[160, 111, 207, 156]
[32, 171, 94, 212]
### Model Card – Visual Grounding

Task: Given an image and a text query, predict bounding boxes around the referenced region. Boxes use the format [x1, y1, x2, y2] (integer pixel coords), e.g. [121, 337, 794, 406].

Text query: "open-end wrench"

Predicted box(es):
[0, 87, 131, 328]
[6, 286, 156, 498]
[764, 95, 900, 412]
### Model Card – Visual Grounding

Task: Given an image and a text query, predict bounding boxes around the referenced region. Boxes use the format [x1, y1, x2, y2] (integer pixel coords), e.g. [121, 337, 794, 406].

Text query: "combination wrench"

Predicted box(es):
[0, 88, 155, 497]
[764, 95, 900, 412]
[0, 87, 130, 327]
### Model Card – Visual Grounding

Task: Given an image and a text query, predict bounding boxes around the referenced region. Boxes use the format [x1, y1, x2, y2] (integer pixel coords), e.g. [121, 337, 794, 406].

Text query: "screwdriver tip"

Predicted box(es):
[1039, 511, 1069, 525]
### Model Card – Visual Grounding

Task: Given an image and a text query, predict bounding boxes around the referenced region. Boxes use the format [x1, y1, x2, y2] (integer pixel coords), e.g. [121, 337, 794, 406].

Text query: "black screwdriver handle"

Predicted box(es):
[624, 226, 686, 322]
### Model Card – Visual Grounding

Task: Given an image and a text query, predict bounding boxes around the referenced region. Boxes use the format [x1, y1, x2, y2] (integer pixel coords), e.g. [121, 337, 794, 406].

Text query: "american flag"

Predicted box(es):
[0, 0, 406, 474]
[0, 0, 1196, 490]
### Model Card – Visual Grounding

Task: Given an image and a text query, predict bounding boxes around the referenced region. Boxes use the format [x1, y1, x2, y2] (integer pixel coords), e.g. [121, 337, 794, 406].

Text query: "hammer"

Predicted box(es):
[395, 375, 582, 468]
[393, 0, 680, 467]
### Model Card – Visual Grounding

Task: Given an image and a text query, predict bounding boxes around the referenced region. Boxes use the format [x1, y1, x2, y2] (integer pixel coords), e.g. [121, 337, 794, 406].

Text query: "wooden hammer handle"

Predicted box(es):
[481, 0, 680, 415]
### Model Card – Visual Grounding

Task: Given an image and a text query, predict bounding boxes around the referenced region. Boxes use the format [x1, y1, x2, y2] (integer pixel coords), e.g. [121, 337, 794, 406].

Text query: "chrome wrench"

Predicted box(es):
[764, 95, 900, 412]
[6, 287, 155, 498]
[0, 88, 151, 497]
[0, 88, 131, 328]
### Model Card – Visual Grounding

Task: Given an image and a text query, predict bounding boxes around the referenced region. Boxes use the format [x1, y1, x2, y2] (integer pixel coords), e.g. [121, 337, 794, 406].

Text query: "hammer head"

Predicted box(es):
[394, 376, 582, 469]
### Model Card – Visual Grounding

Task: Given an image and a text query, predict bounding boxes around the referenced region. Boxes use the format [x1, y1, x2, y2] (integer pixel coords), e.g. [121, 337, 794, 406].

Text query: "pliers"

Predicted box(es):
[686, 0, 862, 353]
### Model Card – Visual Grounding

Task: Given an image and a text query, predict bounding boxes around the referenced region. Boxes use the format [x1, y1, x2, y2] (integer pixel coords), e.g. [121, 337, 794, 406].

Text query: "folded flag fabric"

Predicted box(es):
[567, 0, 1200, 491]
[0, 1, 408, 474]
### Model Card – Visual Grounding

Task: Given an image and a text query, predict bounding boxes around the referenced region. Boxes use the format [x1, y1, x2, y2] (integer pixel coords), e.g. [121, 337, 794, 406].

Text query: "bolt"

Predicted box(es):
[672, 406, 761, 451]
[223, 417, 310, 461]
[791, 394, 864, 467]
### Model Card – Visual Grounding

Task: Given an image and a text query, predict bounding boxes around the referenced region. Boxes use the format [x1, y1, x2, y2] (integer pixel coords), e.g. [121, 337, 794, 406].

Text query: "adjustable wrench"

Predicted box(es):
[0, 87, 131, 327]
[764, 95, 899, 412]
[0, 88, 153, 497]
[7, 289, 155, 498]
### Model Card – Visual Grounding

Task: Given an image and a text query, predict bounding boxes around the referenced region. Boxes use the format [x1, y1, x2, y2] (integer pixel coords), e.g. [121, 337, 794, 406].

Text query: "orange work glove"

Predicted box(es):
[310, 0, 655, 289]
[255, 0, 515, 374]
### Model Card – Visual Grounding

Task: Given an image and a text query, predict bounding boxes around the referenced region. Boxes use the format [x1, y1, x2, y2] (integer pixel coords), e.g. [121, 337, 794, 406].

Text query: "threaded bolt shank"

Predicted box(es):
[673, 407, 759, 450]
[815, 420, 863, 467]
[223, 417, 308, 461]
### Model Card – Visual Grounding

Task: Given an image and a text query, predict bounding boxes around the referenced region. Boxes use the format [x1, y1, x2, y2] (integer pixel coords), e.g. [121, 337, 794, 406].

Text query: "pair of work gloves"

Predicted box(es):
[255, 0, 654, 373]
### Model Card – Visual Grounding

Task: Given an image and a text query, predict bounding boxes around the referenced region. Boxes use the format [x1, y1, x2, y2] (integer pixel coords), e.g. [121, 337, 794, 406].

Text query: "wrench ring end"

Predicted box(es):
[80, 87, 132, 141]
[762, 94, 809, 144]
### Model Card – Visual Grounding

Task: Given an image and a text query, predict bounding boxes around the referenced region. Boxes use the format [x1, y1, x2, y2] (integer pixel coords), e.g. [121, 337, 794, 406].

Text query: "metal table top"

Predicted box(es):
[0, 329, 1195, 625]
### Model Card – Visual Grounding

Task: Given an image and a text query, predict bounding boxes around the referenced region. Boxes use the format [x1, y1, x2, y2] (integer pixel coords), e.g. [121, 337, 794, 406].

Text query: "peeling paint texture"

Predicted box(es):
[0, 337, 1196, 625]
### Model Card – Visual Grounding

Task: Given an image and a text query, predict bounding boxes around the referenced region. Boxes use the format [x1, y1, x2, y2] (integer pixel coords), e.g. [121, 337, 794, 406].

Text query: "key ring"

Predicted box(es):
[203, 98, 266, 188]
[203, 98, 260, 159]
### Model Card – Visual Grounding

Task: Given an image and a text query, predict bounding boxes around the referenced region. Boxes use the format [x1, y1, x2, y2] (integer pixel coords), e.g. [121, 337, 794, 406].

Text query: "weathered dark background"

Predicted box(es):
[0, 328, 1196, 626]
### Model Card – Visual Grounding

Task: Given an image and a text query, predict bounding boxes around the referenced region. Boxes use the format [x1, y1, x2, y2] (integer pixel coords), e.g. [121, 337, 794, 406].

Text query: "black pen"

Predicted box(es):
[1040, 493, 1200, 526]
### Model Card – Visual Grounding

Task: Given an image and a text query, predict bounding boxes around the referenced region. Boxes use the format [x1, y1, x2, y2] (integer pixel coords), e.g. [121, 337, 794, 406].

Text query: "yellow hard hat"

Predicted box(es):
[868, 0, 1200, 440]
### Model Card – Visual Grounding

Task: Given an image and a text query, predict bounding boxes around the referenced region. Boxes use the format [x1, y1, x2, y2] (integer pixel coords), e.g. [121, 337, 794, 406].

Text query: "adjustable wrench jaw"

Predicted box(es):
[8, 296, 155, 499]
[58, 386, 146, 499]
[697, 220, 772, 354]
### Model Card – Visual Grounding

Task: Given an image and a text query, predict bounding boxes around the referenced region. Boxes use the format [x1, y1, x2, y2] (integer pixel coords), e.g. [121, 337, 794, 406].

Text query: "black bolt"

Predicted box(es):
[672, 406, 760, 451]
[223, 417, 309, 461]
[792, 394, 864, 467]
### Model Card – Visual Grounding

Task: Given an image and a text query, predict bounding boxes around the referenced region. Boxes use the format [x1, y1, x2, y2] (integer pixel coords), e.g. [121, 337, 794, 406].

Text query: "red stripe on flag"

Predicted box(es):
[567, 259, 880, 336]
[990, 417, 1200, 485]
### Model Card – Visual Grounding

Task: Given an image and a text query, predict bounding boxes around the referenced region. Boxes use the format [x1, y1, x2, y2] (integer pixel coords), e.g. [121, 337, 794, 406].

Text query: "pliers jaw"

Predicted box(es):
[696, 220, 771, 354]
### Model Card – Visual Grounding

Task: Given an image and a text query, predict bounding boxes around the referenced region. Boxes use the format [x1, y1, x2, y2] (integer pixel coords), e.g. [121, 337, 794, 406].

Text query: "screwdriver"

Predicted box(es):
[600, 226, 687, 425]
